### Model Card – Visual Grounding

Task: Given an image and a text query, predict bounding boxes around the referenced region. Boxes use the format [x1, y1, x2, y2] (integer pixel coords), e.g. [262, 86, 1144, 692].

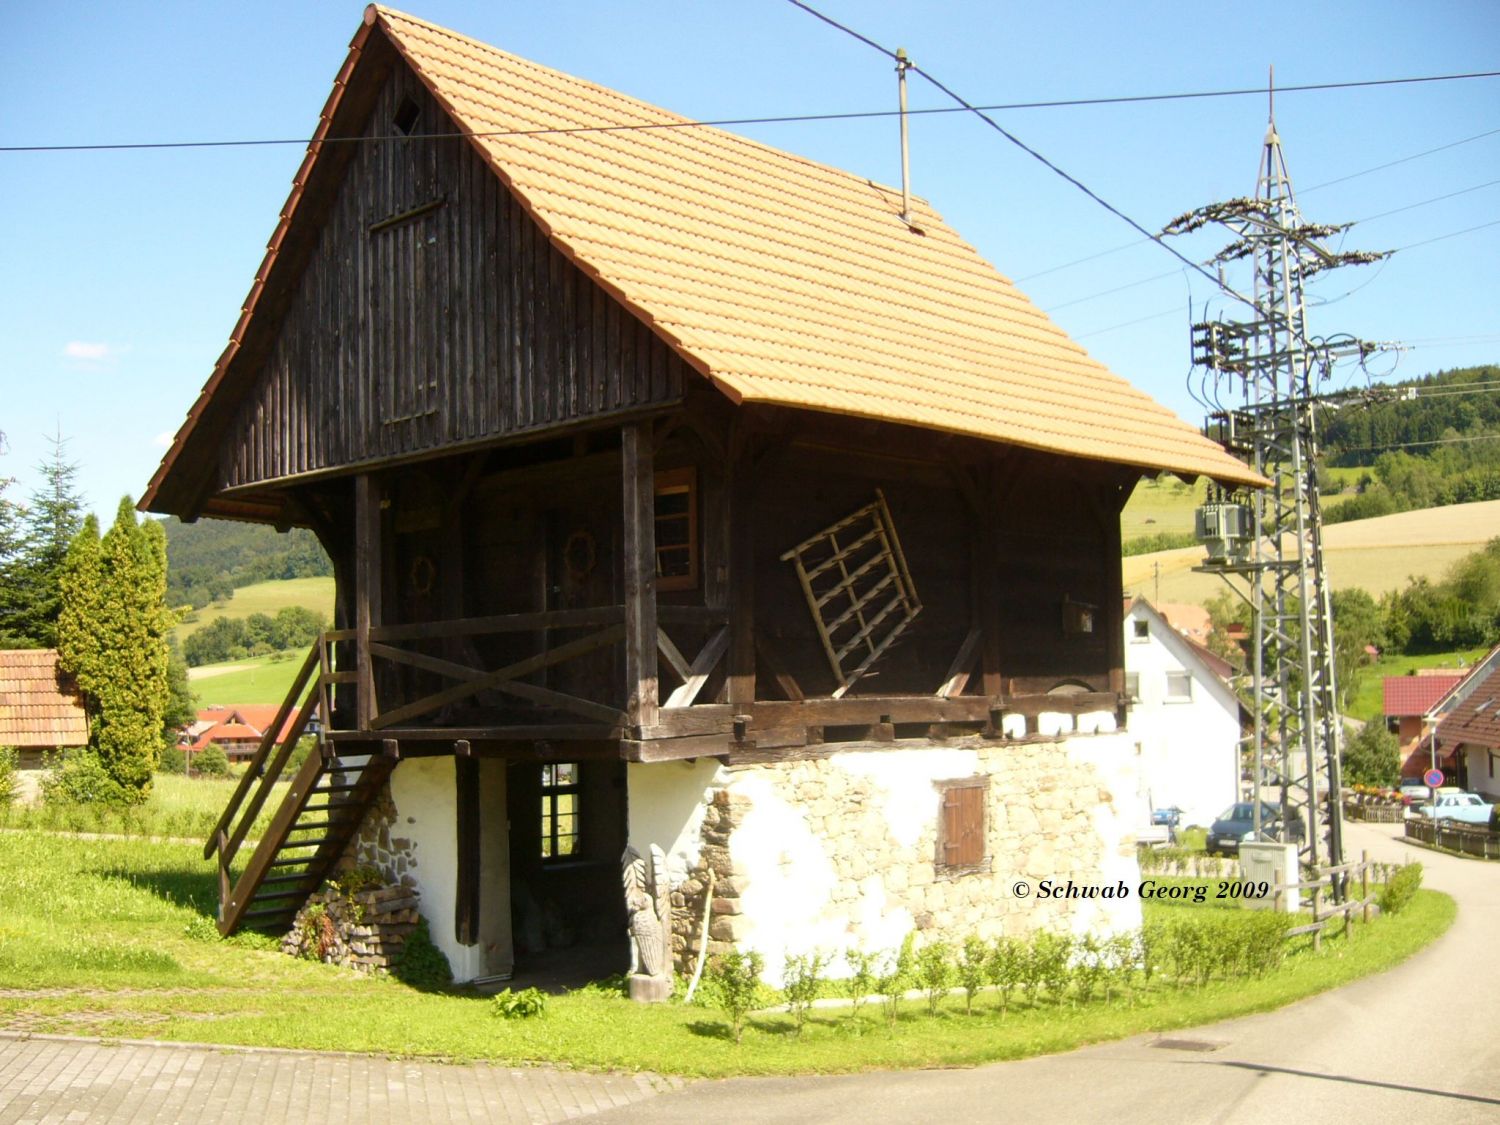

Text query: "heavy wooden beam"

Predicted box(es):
[622, 422, 659, 728]
[354, 473, 382, 731]
[726, 426, 756, 706]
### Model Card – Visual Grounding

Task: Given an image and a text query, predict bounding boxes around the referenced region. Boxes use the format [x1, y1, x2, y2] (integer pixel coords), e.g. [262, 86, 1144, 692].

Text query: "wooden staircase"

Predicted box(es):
[205, 637, 393, 935]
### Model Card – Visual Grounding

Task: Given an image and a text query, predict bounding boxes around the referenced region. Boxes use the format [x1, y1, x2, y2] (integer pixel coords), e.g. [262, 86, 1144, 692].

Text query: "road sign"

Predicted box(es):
[1423, 768, 1445, 788]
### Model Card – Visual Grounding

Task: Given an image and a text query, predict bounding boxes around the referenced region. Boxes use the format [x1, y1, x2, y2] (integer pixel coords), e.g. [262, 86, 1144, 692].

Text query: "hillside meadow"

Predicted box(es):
[1122, 498, 1500, 603]
[173, 576, 335, 646]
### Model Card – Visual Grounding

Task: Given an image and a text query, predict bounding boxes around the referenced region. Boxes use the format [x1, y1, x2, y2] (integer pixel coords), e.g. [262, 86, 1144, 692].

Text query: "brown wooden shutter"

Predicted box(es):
[940, 781, 987, 869]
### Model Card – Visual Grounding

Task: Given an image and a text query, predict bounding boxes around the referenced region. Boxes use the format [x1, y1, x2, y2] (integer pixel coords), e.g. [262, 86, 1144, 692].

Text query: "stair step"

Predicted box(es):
[313, 783, 363, 794]
[249, 887, 310, 903]
[286, 820, 342, 832]
[260, 873, 320, 887]
[267, 855, 320, 868]
[277, 836, 333, 849]
[240, 907, 297, 924]
[299, 802, 361, 814]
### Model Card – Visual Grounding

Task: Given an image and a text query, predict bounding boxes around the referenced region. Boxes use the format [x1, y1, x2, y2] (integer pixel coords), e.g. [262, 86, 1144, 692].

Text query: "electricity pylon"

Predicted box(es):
[1165, 94, 1389, 873]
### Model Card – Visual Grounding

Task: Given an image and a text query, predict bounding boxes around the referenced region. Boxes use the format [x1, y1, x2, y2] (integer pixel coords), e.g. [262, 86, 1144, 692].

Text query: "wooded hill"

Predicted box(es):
[162, 517, 330, 610]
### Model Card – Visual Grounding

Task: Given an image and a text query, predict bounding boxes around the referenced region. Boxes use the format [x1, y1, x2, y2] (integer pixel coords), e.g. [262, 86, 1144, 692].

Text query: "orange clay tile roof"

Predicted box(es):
[371, 7, 1260, 484]
[0, 650, 89, 749]
[143, 5, 1264, 507]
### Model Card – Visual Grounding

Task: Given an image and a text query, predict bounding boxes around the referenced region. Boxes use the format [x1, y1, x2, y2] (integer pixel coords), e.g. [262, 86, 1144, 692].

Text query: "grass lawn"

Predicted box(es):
[0, 832, 1453, 1076]
[173, 576, 335, 646]
[0, 771, 284, 843]
[187, 651, 309, 707]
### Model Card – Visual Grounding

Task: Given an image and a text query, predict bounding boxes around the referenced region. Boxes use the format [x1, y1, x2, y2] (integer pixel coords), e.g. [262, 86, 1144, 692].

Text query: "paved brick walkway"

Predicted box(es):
[0, 1033, 682, 1124]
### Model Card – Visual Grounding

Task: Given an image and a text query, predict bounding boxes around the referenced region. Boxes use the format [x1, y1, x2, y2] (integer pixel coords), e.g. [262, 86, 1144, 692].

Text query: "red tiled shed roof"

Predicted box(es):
[1383, 674, 1464, 718]
[0, 650, 90, 749]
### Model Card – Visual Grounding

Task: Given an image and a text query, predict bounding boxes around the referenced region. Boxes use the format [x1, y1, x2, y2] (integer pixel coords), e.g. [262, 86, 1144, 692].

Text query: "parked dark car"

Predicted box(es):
[1205, 802, 1306, 855]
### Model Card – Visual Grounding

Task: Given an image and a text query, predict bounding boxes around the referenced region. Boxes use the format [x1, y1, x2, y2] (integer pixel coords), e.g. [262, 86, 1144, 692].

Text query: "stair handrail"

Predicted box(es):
[202, 639, 323, 861]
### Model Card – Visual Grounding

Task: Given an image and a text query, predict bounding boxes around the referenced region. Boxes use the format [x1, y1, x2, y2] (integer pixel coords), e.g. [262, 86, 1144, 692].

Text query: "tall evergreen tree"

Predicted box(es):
[0, 472, 26, 647]
[56, 500, 171, 800]
[2, 434, 86, 648]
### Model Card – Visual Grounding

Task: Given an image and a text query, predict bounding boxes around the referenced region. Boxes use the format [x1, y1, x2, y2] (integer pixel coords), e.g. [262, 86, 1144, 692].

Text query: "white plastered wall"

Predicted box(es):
[387, 756, 512, 983]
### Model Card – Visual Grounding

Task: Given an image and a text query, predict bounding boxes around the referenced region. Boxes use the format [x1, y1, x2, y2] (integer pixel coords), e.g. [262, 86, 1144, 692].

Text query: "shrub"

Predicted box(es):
[41, 747, 134, 806]
[986, 936, 1024, 1012]
[875, 933, 917, 1026]
[1072, 934, 1108, 1006]
[1378, 863, 1423, 915]
[1030, 931, 1073, 1004]
[195, 745, 230, 777]
[392, 916, 453, 990]
[843, 947, 879, 1022]
[915, 941, 954, 1015]
[158, 744, 187, 775]
[957, 935, 988, 1015]
[781, 950, 827, 1036]
[0, 746, 17, 808]
[491, 987, 547, 1019]
[707, 949, 764, 1045]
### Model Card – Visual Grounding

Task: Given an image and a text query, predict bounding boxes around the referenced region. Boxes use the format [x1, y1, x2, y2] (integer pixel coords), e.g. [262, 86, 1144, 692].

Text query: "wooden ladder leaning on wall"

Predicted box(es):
[203, 633, 395, 936]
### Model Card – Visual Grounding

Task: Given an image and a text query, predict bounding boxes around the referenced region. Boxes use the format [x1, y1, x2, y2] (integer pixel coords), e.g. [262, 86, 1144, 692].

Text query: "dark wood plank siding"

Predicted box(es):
[221, 68, 687, 491]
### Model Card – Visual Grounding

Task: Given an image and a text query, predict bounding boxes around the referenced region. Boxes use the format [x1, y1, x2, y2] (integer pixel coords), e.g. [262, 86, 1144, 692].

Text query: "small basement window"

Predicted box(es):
[654, 467, 698, 591]
[936, 777, 990, 877]
[540, 762, 580, 860]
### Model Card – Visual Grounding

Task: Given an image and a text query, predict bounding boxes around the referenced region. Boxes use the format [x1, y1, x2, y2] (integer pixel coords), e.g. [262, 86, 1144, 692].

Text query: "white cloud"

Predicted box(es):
[63, 341, 113, 361]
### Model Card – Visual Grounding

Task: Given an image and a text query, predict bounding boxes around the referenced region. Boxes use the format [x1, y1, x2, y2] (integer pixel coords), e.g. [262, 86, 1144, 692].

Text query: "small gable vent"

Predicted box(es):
[393, 96, 421, 137]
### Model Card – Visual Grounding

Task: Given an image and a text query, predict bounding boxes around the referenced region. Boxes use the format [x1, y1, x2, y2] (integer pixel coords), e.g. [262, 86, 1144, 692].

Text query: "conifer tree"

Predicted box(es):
[57, 500, 172, 799]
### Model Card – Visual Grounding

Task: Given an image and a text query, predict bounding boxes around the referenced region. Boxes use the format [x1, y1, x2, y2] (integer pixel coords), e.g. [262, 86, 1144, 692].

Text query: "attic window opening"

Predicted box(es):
[654, 467, 698, 592]
[393, 97, 421, 137]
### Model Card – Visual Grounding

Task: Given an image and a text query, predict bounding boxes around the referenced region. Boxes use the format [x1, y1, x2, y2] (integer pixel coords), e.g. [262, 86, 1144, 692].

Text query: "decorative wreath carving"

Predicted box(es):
[408, 554, 436, 597]
[564, 529, 597, 582]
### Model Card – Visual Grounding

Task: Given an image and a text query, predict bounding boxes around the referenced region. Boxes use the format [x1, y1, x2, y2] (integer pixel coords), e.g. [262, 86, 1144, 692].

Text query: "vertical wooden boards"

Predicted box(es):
[622, 423, 659, 729]
[210, 64, 687, 496]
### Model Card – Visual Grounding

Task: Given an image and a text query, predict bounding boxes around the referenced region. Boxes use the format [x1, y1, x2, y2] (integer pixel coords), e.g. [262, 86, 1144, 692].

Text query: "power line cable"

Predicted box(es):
[784, 0, 1249, 304]
[1019, 127, 1500, 282]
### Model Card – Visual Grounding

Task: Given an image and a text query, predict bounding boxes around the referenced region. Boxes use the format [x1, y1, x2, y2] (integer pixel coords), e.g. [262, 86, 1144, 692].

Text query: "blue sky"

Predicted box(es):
[2, 1, 1496, 524]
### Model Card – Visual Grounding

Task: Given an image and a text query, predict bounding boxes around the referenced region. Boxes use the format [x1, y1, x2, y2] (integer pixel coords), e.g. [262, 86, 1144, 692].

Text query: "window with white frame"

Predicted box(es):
[1164, 670, 1193, 702]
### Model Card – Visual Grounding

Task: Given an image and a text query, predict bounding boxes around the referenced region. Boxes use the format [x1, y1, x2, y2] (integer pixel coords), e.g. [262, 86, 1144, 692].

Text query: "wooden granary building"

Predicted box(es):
[144, 6, 1261, 982]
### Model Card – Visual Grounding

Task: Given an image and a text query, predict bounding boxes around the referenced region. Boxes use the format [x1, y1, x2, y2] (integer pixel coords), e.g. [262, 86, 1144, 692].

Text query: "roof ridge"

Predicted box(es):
[367, 4, 927, 203]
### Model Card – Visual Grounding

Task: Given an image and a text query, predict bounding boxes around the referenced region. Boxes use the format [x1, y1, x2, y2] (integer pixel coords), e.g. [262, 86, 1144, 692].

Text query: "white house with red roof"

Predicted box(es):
[1124, 599, 1244, 829]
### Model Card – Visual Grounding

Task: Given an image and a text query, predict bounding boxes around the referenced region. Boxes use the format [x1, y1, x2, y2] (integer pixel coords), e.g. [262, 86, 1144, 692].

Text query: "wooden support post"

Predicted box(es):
[622, 423, 659, 729]
[977, 460, 1004, 700]
[1361, 850, 1371, 923]
[455, 755, 480, 946]
[354, 474, 383, 731]
[727, 431, 756, 707]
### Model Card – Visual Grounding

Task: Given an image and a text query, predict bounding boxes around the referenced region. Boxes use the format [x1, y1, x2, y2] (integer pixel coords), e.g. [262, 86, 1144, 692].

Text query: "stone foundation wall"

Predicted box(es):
[281, 884, 422, 972]
[654, 732, 1141, 984]
[336, 781, 418, 890]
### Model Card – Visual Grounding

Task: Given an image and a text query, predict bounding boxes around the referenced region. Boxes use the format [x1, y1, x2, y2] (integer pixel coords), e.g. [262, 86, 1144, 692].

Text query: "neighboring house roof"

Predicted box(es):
[1154, 602, 1213, 646]
[143, 5, 1262, 514]
[1383, 674, 1465, 718]
[189, 706, 305, 751]
[0, 649, 89, 749]
[1435, 648, 1500, 751]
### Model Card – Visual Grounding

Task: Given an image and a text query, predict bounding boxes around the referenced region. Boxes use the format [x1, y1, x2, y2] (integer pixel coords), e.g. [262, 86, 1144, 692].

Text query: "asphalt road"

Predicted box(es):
[594, 820, 1500, 1125]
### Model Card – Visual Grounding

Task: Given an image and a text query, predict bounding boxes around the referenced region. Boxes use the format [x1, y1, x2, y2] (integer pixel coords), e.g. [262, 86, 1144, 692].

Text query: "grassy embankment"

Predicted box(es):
[0, 829, 1453, 1077]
